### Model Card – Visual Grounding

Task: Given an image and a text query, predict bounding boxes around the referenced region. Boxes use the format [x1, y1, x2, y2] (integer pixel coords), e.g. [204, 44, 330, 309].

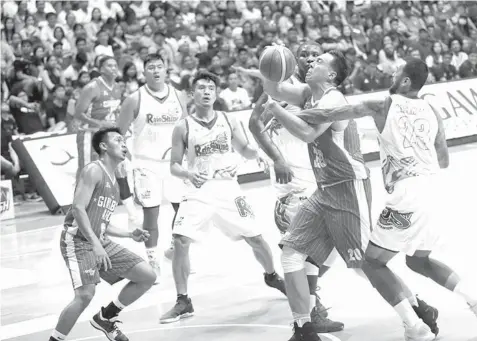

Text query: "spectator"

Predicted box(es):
[40, 12, 60, 50]
[19, 15, 41, 42]
[8, 87, 44, 135]
[353, 59, 392, 93]
[379, 42, 405, 75]
[122, 62, 142, 96]
[220, 72, 251, 112]
[449, 37, 469, 69]
[39, 55, 65, 92]
[53, 26, 72, 57]
[45, 84, 68, 131]
[426, 41, 444, 68]
[432, 51, 459, 81]
[85, 7, 104, 42]
[94, 30, 114, 57]
[112, 24, 129, 51]
[63, 52, 88, 84]
[459, 49, 477, 78]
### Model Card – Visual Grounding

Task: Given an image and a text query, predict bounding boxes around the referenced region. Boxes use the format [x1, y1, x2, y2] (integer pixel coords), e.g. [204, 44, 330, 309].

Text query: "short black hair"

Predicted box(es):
[92, 127, 121, 155]
[192, 69, 220, 88]
[98, 56, 116, 69]
[143, 53, 165, 68]
[402, 57, 428, 91]
[328, 50, 349, 86]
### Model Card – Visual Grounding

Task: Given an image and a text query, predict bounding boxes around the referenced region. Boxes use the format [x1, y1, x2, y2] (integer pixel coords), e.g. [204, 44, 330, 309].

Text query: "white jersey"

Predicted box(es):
[378, 94, 440, 194]
[185, 111, 239, 180]
[132, 84, 183, 162]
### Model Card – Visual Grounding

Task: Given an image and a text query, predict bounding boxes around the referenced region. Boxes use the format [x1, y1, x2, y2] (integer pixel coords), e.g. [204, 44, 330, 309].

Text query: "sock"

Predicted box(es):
[309, 295, 315, 313]
[177, 293, 188, 300]
[50, 330, 66, 341]
[454, 280, 477, 306]
[122, 196, 137, 219]
[265, 271, 277, 278]
[103, 298, 126, 320]
[292, 312, 311, 327]
[409, 295, 418, 307]
[146, 248, 157, 261]
[394, 300, 421, 328]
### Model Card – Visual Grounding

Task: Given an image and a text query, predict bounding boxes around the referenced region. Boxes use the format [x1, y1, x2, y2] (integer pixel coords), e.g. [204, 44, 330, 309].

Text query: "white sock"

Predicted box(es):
[292, 312, 311, 327]
[146, 248, 157, 261]
[123, 196, 137, 218]
[309, 295, 315, 313]
[394, 300, 421, 328]
[51, 330, 67, 340]
[454, 280, 477, 306]
[409, 295, 418, 307]
[113, 297, 127, 310]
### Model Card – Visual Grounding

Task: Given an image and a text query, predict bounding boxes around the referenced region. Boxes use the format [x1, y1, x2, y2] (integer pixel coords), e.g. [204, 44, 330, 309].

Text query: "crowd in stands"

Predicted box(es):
[1, 0, 477, 202]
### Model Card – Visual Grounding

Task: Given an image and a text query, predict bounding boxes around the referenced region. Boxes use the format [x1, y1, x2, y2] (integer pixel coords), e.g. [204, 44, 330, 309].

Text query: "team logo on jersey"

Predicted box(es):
[377, 207, 413, 230]
[310, 145, 327, 168]
[146, 111, 180, 125]
[84, 268, 96, 276]
[194, 132, 229, 156]
[235, 196, 255, 218]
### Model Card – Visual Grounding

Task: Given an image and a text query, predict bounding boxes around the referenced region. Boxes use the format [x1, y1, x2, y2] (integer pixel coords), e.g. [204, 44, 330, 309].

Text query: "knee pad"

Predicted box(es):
[281, 246, 307, 273]
[305, 262, 319, 276]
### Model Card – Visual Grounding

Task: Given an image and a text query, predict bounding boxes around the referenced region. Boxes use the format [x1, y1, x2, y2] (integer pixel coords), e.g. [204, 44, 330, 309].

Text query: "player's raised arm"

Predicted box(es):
[432, 109, 449, 169]
[233, 66, 311, 108]
[72, 164, 104, 246]
[117, 90, 140, 135]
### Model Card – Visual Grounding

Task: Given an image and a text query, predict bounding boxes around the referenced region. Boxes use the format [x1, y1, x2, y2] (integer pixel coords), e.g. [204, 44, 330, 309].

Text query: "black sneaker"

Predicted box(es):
[264, 272, 287, 296]
[310, 307, 344, 333]
[314, 291, 328, 318]
[289, 322, 322, 341]
[90, 308, 128, 341]
[413, 297, 439, 335]
[159, 296, 194, 324]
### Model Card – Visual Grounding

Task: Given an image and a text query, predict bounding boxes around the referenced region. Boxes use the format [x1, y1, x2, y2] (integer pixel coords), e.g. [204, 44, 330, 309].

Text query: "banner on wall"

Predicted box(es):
[1, 180, 15, 220]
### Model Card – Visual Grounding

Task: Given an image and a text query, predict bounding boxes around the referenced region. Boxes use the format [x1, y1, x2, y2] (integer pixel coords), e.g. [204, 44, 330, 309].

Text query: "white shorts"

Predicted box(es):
[133, 159, 186, 207]
[370, 176, 442, 256]
[172, 180, 261, 242]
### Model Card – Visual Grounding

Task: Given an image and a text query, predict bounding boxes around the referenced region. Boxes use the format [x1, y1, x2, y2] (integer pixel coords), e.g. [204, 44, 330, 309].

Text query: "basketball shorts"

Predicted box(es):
[370, 176, 441, 256]
[280, 179, 372, 268]
[133, 158, 186, 207]
[60, 231, 144, 290]
[76, 130, 128, 178]
[172, 180, 261, 242]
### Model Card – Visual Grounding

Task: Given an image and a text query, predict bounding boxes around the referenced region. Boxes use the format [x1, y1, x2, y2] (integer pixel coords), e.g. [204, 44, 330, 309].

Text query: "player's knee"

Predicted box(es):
[363, 253, 386, 268]
[74, 286, 96, 306]
[143, 266, 157, 286]
[281, 246, 307, 273]
[173, 234, 191, 250]
[305, 262, 319, 276]
[244, 235, 264, 247]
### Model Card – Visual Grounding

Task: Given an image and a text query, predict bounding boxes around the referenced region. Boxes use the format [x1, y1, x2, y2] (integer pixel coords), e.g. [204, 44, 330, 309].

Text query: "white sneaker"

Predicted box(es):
[404, 321, 435, 341]
[149, 259, 161, 285]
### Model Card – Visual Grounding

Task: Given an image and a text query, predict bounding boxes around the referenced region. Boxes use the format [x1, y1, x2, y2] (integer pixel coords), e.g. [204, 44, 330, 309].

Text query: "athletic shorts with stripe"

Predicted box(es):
[280, 179, 372, 268]
[60, 230, 144, 289]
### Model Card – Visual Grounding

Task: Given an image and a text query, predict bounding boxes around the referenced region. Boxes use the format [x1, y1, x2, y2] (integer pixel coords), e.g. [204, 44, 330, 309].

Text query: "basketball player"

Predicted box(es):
[74, 56, 138, 226]
[245, 42, 344, 333]
[295, 57, 477, 340]
[49, 127, 155, 341]
[159, 70, 286, 324]
[260, 51, 438, 340]
[117, 53, 188, 282]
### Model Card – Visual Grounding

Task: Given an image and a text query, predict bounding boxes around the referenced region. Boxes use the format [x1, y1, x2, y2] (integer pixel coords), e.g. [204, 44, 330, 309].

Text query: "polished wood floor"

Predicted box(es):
[2, 144, 477, 341]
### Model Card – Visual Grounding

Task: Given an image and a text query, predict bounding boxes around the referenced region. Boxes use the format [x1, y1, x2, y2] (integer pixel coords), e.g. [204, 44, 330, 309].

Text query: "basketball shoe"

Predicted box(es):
[404, 321, 435, 341]
[159, 296, 194, 324]
[412, 297, 439, 335]
[310, 307, 344, 333]
[90, 308, 128, 341]
[289, 322, 322, 341]
[264, 272, 287, 295]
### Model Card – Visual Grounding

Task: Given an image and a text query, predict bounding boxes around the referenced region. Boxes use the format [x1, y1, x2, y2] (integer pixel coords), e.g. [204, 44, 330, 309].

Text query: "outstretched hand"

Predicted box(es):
[131, 228, 150, 242]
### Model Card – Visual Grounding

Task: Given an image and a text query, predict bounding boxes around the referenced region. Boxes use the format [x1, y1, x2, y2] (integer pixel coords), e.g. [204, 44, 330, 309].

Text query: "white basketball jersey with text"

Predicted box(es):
[378, 94, 440, 194]
[132, 84, 183, 162]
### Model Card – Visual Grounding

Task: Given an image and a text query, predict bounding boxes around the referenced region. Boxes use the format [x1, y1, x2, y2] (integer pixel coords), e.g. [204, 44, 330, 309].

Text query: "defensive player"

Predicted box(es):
[49, 128, 155, 341]
[261, 51, 437, 341]
[74, 56, 138, 225]
[117, 54, 188, 281]
[245, 42, 343, 333]
[159, 70, 286, 324]
[296, 57, 477, 340]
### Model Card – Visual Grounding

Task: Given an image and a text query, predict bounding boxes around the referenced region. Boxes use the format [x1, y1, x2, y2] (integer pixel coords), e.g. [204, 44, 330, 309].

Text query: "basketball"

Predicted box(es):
[259, 45, 297, 83]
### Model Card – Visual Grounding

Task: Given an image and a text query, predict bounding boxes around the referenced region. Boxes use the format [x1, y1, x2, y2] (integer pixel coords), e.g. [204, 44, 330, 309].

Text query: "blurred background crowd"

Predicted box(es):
[1, 0, 477, 202]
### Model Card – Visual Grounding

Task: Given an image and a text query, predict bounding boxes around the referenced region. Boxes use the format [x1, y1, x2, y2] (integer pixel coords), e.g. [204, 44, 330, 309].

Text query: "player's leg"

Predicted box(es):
[164, 202, 181, 261]
[90, 244, 154, 340]
[406, 250, 477, 316]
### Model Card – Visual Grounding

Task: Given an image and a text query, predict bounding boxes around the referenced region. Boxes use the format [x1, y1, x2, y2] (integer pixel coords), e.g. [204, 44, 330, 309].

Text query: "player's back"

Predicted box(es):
[378, 94, 439, 193]
[64, 161, 120, 241]
[132, 84, 183, 163]
[88, 77, 122, 124]
[305, 89, 369, 186]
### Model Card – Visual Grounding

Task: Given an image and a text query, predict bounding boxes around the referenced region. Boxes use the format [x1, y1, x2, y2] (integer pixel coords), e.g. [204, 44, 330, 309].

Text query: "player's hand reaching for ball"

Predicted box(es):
[131, 228, 150, 242]
[187, 171, 208, 188]
[93, 242, 112, 271]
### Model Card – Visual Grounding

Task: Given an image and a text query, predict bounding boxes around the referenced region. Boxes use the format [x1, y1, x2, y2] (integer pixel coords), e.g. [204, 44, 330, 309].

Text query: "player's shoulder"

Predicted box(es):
[79, 162, 103, 183]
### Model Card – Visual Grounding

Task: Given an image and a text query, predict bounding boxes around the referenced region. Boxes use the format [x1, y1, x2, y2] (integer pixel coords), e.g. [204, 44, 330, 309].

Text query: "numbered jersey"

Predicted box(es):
[132, 84, 183, 162]
[378, 95, 439, 193]
[185, 111, 239, 180]
[305, 90, 369, 186]
[64, 161, 120, 241]
[86, 77, 122, 126]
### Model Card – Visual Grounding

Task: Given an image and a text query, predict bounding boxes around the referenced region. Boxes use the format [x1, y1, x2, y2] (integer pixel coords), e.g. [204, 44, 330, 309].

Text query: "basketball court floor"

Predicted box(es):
[2, 143, 477, 341]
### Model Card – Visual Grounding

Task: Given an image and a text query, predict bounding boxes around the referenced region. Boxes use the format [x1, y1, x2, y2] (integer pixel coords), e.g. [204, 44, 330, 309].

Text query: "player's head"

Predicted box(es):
[296, 42, 323, 74]
[92, 127, 127, 162]
[143, 53, 166, 86]
[305, 50, 349, 87]
[99, 56, 118, 80]
[192, 70, 220, 108]
[389, 57, 428, 95]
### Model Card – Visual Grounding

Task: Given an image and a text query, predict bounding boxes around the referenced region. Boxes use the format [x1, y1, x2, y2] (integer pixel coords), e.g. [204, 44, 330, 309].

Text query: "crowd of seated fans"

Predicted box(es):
[1, 0, 477, 203]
